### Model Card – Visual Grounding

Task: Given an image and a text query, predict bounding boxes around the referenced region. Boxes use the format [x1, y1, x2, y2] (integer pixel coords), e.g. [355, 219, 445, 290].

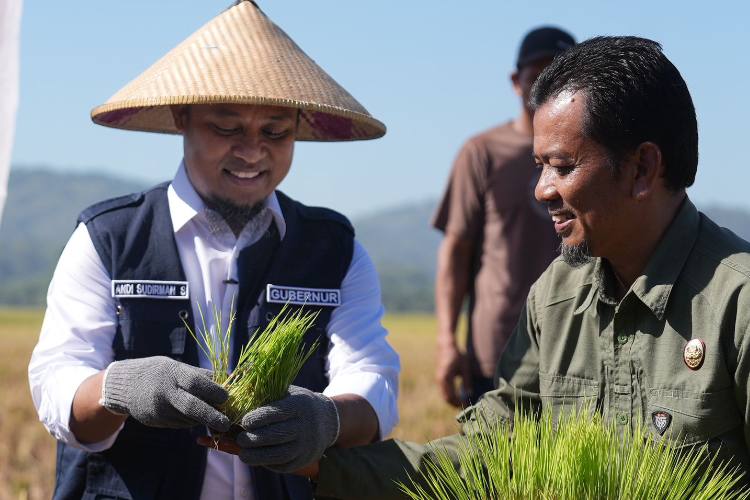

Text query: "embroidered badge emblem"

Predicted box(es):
[266, 284, 341, 307]
[652, 411, 672, 435]
[683, 338, 705, 370]
[111, 280, 189, 300]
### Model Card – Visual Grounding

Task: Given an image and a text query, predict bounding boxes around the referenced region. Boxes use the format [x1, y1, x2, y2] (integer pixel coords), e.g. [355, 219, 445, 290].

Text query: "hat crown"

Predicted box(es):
[92, 2, 385, 141]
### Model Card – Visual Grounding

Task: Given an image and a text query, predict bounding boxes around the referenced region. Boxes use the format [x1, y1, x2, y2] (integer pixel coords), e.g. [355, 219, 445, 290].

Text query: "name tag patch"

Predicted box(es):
[266, 284, 341, 307]
[111, 280, 189, 300]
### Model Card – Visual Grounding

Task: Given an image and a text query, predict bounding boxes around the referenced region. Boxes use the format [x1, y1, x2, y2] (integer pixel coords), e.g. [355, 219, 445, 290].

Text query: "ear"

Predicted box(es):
[631, 142, 664, 201]
[511, 71, 522, 97]
[170, 105, 188, 132]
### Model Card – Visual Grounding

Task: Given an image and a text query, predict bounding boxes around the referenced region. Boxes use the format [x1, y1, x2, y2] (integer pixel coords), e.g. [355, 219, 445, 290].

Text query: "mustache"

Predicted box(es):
[546, 203, 576, 218]
[223, 158, 261, 171]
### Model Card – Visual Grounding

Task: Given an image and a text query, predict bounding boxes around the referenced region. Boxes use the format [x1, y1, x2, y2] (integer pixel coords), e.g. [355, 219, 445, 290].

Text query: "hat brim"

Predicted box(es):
[90, 2, 386, 142]
[91, 96, 386, 142]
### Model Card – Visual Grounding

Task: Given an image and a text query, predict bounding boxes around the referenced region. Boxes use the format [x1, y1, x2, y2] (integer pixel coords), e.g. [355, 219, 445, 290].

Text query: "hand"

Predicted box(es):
[196, 436, 321, 479]
[435, 342, 472, 407]
[234, 385, 339, 473]
[101, 355, 230, 432]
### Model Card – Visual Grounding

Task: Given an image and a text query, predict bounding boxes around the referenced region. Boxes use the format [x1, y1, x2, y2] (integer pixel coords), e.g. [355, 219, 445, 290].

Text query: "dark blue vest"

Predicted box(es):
[54, 183, 354, 500]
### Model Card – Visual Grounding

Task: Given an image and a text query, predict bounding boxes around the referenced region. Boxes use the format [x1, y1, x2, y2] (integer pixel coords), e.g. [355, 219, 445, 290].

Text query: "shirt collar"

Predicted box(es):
[629, 197, 699, 319]
[581, 197, 700, 319]
[573, 259, 606, 315]
[167, 160, 287, 239]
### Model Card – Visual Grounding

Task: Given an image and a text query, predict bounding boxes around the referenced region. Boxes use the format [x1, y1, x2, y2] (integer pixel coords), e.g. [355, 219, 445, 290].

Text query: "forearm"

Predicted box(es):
[326, 240, 400, 436]
[70, 370, 127, 444]
[435, 235, 473, 346]
[455, 293, 543, 429]
[315, 435, 465, 500]
[332, 393, 379, 448]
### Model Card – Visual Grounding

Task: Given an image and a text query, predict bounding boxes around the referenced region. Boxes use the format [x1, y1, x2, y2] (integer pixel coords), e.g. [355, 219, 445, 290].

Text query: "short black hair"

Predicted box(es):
[530, 36, 698, 190]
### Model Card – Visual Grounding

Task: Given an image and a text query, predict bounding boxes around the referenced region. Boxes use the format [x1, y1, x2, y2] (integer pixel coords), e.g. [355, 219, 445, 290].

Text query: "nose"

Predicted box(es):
[232, 133, 267, 164]
[534, 166, 558, 204]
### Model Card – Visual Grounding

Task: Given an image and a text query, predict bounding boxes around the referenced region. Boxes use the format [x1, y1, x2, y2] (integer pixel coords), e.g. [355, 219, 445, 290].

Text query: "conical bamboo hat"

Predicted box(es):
[91, 1, 385, 141]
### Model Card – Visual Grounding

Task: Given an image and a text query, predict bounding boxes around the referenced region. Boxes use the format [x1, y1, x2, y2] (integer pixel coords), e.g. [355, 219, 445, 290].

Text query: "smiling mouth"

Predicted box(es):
[550, 211, 576, 235]
[225, 169, 263, 180]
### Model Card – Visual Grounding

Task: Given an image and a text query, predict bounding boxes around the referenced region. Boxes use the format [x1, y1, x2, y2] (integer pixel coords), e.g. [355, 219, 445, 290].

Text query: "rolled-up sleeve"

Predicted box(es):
[323, 240, 400, 438]
[28, 223, 121, 451]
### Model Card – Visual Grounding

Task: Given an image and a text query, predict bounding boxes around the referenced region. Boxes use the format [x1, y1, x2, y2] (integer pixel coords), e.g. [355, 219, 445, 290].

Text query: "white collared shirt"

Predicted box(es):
[28, 162, 400, 500]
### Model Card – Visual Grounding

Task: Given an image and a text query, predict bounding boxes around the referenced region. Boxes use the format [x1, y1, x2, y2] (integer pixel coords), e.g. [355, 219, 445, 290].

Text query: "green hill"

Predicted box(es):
[0, 168, 146, 305]
[354, 200, 440, 312]
[0, 168, 440, 311]
[3, 167, 750, 312]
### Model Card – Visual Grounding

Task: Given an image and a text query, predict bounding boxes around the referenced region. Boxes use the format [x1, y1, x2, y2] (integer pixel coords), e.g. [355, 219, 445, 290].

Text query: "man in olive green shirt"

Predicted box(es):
[306, 36, 750, 499]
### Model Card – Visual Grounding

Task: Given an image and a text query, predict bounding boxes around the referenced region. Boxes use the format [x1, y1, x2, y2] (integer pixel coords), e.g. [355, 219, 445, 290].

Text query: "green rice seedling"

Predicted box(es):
[183, 301, 319, 425]
[399, 406, 750, 500]
[185, 299, 235, 388]
[222, 307, 319, 423]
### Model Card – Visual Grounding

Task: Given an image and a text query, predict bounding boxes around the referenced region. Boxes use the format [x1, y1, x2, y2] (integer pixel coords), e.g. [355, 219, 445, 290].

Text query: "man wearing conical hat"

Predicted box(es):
[28, 2, 399, 499]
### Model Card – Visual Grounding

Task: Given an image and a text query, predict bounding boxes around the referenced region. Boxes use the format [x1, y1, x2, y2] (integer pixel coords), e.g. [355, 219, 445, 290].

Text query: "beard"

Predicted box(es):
[206, 196, 264, 234]
[560, 238, 593, 267]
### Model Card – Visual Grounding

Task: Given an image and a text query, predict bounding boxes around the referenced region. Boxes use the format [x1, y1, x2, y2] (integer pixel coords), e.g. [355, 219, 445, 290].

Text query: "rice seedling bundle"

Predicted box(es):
[184, 302, 319, 425]
[400, 408, 750, 500]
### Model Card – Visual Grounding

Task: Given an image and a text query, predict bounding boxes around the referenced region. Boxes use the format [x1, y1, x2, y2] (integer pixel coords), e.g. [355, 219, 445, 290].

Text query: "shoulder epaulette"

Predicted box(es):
[276, 190, 354, 235]
[77, 182, 170, 224]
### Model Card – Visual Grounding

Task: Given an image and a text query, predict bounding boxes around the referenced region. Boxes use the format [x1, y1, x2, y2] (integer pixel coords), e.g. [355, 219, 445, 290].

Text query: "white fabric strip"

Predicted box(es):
[0, 0, 22, 223]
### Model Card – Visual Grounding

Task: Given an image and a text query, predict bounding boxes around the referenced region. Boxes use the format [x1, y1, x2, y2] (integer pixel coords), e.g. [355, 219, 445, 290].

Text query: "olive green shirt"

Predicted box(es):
[316, 198, 750, 499]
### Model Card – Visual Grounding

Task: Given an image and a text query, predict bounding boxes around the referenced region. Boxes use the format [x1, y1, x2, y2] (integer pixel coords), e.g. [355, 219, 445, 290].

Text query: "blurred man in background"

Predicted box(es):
[433, 27, 574, 406]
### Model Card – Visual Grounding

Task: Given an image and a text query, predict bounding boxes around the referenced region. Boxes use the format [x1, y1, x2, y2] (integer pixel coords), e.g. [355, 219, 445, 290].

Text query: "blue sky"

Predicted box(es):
[13, 1, 750, 218]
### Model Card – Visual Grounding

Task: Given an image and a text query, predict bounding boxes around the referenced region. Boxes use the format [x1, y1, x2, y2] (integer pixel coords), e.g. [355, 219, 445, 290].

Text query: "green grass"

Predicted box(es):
[400, 407, 750, 500]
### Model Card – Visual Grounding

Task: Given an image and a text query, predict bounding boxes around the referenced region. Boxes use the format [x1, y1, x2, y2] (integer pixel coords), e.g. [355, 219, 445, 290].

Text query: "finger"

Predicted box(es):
[292, 461, 320, 478]
[177, 366, 229, 406]
[438, 375, 461, 407]
[266, 459, 301, 474]
[241, 406, 294, 430]
[139, 410, 195, 429]
[238, 442, 299, 467]
[236, 423, 297, 448]
[460, 358, 474, 398]
[173, 390, 231, 432]
[447, 393, 461, 408]
[197, 436, 241, 455]
[196, 367, 219, 380]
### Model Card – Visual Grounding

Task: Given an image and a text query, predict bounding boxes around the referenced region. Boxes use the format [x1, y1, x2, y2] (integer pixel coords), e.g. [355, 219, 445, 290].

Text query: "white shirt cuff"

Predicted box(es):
[42, 365, 124, 452]
[323, 372, 399, 439]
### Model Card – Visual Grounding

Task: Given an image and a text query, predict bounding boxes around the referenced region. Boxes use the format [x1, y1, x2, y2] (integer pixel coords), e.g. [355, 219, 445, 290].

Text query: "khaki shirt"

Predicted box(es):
[316, 198, 750, 499]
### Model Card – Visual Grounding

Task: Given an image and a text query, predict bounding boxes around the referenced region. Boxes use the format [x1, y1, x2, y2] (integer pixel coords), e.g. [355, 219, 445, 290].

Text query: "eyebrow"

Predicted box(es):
[537, 149, 574, 161]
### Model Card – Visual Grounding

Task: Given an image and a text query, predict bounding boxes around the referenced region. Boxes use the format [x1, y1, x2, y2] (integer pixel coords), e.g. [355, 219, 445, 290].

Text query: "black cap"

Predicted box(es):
[516, 26, 575, 69]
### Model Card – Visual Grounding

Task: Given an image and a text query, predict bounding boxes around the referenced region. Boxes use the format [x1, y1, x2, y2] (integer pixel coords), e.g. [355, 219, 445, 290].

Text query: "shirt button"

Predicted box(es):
[617, 334, 628, 345]
[617, 413, 628, 425]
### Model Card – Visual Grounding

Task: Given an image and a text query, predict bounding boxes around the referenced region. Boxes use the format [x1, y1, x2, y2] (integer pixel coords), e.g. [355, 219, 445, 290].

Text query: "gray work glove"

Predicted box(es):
[101, 355, 230, 432]
[236, 385, 340, 472]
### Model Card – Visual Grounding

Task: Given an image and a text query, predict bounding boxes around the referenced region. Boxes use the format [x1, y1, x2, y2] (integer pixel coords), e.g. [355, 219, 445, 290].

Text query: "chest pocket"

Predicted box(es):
[646, 387, 742, 447]
[540, 373, 600, 423]
[113, 299, 190, 360]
